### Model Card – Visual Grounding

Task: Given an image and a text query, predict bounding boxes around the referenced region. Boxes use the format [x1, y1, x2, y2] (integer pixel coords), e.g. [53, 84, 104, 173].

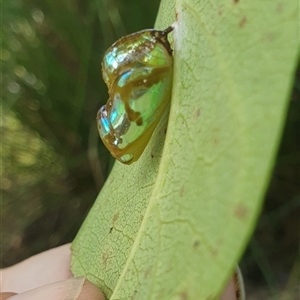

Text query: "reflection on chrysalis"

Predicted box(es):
[97, 26, 174, 164]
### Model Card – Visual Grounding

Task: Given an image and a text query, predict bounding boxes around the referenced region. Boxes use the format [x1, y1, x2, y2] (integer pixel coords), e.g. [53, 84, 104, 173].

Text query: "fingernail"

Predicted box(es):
[8, 277, 85, 300]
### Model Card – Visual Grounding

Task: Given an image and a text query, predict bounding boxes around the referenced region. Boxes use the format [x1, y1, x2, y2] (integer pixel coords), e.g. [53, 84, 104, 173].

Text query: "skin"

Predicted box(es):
[0, 244, 104, 300]
[0, 244, 237, 300]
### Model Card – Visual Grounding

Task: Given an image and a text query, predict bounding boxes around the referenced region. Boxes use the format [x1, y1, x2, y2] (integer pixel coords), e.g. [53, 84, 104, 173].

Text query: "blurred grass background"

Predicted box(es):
[1, 0, 299, 299]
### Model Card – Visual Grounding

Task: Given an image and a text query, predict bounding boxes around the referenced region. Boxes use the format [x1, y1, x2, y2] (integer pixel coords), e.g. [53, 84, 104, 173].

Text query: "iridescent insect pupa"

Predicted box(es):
[97, 26, 173, 164]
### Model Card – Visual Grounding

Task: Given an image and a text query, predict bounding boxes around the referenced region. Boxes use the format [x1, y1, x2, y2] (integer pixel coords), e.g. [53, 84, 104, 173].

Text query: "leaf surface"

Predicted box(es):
[71, 0, 299, 299]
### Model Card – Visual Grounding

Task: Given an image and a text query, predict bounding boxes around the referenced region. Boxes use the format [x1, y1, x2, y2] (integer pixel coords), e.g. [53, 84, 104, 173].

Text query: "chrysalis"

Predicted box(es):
[97, 26, 173, 164]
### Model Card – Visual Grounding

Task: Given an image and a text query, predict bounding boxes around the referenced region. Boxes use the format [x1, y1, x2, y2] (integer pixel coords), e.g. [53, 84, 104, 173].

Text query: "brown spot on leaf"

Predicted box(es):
[193, 239, 200, 248]
[234, 203, 248, 220]
[102, 251, 109, 267]
[112, 212, 119, 225]
[263, 32, 277, 43]
[194, 107, 201, 118]
[151, 153, 154, 158]
[233, 0, 239, 3]
[179, 291, 189, 300]
[211, 239, 223, 257]
[212, 128, 219, 145]
[239, 16, 247, 28]
[175, 8, 179, 21]
[109, 227, 113, 233]
[144, 266, 152, 278]
[131, 290, 138, 300]
[276, 2, 284, 13]
[179, 185, 185, 196]
[211, 247, 218, 257]
[218, 6, 224, 16]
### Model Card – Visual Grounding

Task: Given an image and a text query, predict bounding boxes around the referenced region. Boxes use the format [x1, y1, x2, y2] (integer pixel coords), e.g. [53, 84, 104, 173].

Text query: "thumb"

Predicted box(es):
[2, 277, 105, 300]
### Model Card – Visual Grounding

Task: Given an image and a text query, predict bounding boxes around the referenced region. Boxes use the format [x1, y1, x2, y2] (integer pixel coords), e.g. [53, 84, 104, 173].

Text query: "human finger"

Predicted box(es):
[2, 277, 104, 300]
[1, 244, 72, 293]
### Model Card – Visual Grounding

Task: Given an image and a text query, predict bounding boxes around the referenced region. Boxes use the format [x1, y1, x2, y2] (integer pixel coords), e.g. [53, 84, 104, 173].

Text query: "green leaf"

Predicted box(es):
[71, 0, 299, 299]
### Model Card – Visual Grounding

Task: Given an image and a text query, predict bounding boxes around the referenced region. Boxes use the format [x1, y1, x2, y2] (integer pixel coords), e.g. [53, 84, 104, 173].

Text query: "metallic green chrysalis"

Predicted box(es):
[97, 26, 173, 164]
